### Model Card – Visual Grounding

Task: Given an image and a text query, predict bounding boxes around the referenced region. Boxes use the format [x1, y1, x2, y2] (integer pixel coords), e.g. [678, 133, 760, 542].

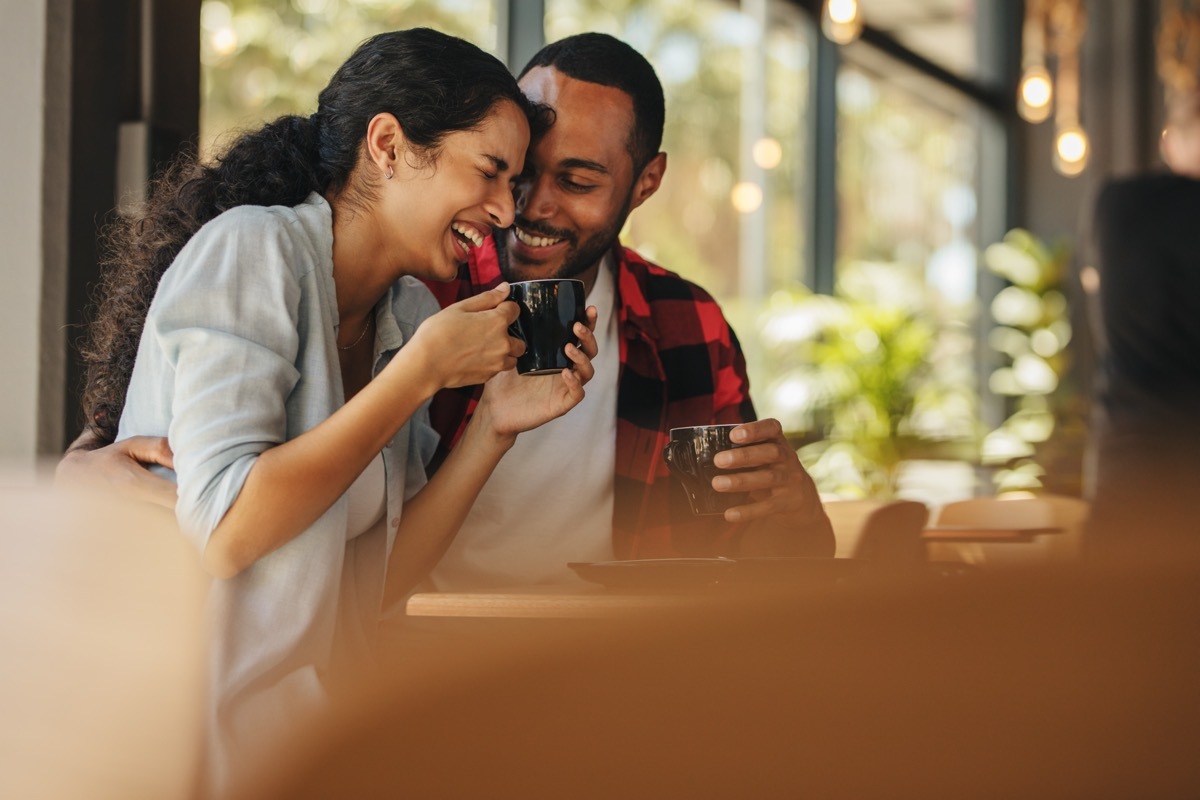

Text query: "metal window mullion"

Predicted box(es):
[808, 25, 838, 295]
[499, 0, 546, 73]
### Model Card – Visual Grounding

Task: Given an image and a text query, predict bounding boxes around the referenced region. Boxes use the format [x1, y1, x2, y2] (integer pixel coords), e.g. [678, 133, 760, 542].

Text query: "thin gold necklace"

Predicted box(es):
[338, 314, 373, 351]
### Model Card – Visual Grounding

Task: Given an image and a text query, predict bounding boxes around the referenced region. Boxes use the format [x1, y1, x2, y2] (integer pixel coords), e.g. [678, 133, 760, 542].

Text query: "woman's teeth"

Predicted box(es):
[452, 223, 484, 248]
[514, 227, 562, 248]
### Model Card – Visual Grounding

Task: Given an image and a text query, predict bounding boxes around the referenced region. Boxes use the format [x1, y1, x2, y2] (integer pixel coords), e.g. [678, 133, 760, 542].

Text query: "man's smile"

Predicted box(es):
[513, 226, 566, 248]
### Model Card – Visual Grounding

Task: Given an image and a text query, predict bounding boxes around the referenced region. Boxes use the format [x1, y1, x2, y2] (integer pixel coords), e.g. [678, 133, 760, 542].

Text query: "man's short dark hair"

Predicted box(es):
[520, 33, 665, 173]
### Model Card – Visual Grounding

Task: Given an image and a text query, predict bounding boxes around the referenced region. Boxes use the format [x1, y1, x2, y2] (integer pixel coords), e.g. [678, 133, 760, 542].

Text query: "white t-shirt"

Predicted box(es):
[430, 258, 620, 590]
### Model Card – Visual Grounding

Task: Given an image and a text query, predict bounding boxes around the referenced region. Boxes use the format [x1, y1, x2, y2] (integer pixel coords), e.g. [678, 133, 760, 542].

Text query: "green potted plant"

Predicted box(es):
[749, 261, 980, 498]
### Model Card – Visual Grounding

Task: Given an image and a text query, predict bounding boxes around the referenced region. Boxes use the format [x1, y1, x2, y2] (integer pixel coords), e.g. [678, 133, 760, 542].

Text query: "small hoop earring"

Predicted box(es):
[385, 165, 394, 180]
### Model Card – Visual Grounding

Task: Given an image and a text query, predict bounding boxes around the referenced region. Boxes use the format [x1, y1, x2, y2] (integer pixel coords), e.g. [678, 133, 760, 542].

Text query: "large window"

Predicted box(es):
[544, 0, 812, 428]
[836, 62, 981, 309]
[546, 0, 811, 306]
[822, 52, 991, 498]
[198, 0, 499, 157]
[196, 0, 1014, 499]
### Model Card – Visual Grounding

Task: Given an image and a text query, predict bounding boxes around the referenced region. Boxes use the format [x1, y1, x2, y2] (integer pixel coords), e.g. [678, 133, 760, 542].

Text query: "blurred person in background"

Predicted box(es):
[1083, 87, 1200, 563]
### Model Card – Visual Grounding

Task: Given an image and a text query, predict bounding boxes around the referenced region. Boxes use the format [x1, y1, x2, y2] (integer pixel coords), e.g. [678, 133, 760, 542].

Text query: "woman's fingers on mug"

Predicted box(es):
[574, 320, 598, 358]
[508, 332, 527, 357]
[564, 342, 587, 365]
[561, 365, 584, 391]
[498, 298, 521, 324]
[457, 281, 510, 312]
[564, 344, 595, 385]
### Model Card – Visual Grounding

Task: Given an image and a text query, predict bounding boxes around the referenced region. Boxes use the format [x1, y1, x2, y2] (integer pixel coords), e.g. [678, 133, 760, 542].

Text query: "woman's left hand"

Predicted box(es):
[477, 306, 599, 437]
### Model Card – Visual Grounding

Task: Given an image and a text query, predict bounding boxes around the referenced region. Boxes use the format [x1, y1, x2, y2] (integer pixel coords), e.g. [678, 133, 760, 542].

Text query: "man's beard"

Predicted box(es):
[499, 192, 634, 283]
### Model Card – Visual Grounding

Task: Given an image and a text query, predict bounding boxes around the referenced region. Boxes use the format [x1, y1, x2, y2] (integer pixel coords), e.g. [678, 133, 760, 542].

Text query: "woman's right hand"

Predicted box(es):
[409, 282, 524, 390]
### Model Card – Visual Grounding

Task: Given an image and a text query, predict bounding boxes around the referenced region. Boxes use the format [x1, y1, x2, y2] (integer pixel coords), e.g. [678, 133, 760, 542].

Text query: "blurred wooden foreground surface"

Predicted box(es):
[0, 470, 208, 800]
[242, 559, 1200, 800]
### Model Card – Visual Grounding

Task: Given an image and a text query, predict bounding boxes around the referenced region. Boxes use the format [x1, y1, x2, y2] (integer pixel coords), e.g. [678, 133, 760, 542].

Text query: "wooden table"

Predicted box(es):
[921, 525, 1065, 544]
[405, 584, 727, 619]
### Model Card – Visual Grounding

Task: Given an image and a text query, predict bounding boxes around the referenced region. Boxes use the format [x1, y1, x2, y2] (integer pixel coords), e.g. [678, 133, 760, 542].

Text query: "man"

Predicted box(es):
[1082, 88, 1200, 563]
[59, 33, 834, 587]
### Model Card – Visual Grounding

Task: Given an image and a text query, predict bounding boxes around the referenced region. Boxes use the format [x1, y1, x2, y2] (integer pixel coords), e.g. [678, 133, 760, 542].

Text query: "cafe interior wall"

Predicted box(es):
[1012, 0, 1160, 496]
[0, 0, 199, 469]
[0, 0, 65, 472]
[1018, 1, 1159, 243]
[0, 0, 1173, 467]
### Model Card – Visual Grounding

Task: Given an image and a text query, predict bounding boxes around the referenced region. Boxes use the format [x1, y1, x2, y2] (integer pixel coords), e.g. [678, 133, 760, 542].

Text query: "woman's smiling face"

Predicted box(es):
[381, 99, 530, 281]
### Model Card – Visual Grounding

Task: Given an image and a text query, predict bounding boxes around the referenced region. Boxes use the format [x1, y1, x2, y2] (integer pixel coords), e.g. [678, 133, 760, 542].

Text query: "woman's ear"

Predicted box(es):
[365, 113, 404, 179]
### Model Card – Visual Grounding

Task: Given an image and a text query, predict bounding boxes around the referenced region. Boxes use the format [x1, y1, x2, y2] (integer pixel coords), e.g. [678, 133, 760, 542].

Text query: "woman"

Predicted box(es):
[79, 28, 596, 791]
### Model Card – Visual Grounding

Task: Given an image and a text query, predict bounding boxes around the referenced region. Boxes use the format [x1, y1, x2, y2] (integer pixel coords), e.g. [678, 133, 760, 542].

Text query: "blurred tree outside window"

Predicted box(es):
[199, 0, 499, 159]
[735, 48, 990, 501]
[807, 56, 987, 499]
[545, 0, 811, 423]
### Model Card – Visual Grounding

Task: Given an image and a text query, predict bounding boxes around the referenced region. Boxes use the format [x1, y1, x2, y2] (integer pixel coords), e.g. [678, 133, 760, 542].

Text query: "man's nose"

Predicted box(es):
[516, 174, 555, 220]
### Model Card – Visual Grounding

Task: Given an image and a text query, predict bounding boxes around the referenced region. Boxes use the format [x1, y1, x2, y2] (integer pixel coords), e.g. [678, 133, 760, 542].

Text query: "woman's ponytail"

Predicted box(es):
[81, 27, 535, 444]
[80, 115, 323, 442]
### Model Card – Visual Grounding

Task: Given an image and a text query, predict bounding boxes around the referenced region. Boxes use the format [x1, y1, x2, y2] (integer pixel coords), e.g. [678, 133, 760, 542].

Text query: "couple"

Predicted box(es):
[63, 26, 833, 790]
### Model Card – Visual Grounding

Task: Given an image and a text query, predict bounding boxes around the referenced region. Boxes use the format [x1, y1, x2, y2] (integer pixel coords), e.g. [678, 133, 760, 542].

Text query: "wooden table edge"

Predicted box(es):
[405, 590, 721, 619]
[921, 526, 1065, 543]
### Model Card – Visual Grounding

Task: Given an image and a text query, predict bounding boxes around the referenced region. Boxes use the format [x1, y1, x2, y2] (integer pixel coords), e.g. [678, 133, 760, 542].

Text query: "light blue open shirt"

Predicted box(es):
[118, 192, 440, 788]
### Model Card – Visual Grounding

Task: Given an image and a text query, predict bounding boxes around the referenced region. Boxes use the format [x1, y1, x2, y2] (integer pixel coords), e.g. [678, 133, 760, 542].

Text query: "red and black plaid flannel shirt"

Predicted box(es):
[424, 234, 756, 559]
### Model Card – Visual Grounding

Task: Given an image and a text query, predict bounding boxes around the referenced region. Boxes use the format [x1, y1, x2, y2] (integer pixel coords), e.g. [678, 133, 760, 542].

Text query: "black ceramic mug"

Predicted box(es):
[507, 279, 587, 376]
[662, 424, 751, 516]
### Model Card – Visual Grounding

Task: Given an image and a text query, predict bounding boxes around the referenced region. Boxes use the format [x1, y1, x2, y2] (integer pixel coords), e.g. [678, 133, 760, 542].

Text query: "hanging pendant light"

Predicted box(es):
[1019, 65, 1054, 123]
[1018, 0, 1053, 122]
[1054, 124, 1090, 175]
[823, 0, 863, 45]
[1050, 0, 1088, 177]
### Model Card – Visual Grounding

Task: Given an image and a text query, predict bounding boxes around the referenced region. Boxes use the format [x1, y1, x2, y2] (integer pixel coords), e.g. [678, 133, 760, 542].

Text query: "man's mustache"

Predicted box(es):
[508, 217, 576, 244]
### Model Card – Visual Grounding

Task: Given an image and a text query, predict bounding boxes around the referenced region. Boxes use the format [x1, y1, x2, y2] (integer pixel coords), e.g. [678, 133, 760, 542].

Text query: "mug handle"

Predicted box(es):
[663, 440, 706, 494]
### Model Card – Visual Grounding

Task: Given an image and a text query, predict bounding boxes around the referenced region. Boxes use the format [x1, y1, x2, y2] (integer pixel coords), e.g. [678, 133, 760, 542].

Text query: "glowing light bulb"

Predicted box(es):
[828, 0, 859, 24]
[730, 182, 763, 213]
[1017, 65, 1053, 123]
[752, 137, 783, 170]
[823, 0, 863, 45]
[1022, 73, 1052, 107]
[1054, 125, 1089, 176]
[211, 27, 238, 57]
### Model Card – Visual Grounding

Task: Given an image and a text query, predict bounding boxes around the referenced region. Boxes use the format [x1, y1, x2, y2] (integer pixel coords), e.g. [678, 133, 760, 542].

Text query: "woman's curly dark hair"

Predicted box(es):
[80, 27, 547, 443]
